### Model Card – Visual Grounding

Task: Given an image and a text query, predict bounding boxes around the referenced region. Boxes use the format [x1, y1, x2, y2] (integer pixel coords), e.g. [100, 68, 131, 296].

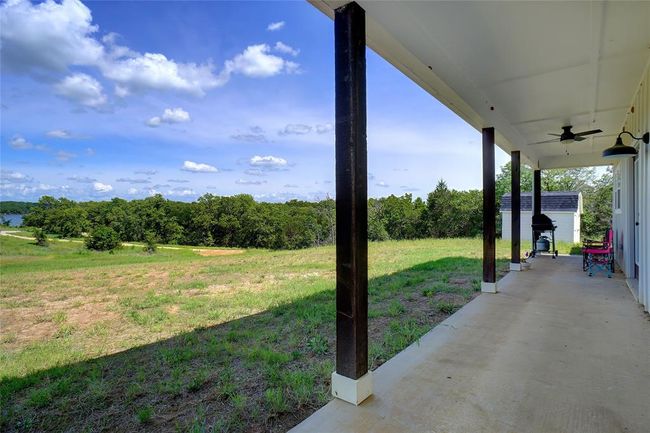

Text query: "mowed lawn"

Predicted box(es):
[0, 234, 524, 432]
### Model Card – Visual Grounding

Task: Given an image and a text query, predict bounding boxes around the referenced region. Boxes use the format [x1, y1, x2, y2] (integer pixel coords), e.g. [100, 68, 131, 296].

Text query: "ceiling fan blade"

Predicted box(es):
[574, 129, 603, 137]
[574, 136, 586, 142]
[528, 138, 558, 145]
[547, 133, 562, 137]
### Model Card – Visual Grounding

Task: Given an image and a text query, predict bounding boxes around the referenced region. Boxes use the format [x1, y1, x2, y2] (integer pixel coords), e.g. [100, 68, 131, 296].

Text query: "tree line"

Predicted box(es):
[17, 165, 612, 250]
[0, 201, 37, 214]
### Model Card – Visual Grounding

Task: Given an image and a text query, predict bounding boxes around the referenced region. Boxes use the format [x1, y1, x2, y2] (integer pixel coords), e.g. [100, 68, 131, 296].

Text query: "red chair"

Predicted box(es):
[582, 230, 608, 271]
[583, 229, 614, 278]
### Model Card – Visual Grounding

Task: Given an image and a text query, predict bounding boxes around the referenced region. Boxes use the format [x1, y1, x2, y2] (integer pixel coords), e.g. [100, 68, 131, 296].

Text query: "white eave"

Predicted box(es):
[309, 1, 650, 169]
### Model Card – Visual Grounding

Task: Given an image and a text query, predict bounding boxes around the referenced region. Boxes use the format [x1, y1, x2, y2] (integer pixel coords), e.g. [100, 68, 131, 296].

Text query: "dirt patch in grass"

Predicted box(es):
[193, 249, 245, 257]
[431, 293, 467, 305]
[0, 318, 57, 349]
[1, 299, 120, 349]
[65, 302, 120, 328]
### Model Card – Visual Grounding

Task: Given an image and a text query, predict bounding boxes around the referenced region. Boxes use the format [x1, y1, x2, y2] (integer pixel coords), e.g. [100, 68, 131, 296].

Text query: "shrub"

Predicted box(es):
[85, 226, 121, 251]
[143, 231, 157, 254]
[33, 228, 48, 247]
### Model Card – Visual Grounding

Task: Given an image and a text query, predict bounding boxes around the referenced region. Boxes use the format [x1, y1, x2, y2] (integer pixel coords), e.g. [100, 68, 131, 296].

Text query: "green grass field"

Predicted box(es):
[0, 233, 575, 432]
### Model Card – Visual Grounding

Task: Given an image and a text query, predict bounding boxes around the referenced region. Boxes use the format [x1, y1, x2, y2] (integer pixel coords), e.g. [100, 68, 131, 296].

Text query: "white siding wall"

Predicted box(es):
[617, 60, 650, 312]
[501, 211, 579, 244]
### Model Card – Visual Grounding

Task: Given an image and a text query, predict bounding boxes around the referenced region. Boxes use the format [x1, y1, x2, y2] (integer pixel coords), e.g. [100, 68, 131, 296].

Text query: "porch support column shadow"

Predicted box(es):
[510, 151, 522, 271]
[532, 169, 542, 251]
[332, 1, 372, 406]
[482, 127, 498, 293]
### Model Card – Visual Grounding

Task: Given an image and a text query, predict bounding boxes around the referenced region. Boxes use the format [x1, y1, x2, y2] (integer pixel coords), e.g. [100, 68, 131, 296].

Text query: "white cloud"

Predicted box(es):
[54, 73, 107, 108]
[127, 187, 138, 195]
[47, 129, 72, 139]
[162, 107, 190, 123]
[0, 0, 104, 73]
[100, 52, 223, 97]
[236, 179, 266, 185]
[93, 181, 113, 193]
[67, 175, 96, 183]
[114, 85, 129, 98]
[315, 123, 334, 134]
[267, 21, 285, 31]
[116, 178, 150, 184]
[223, 44, 297, 80]
[376, 181, 390, 188]
[147, 107, 191, 127]
[249, 155, 287, 167]
[9, 135, 32, 149]
[167, 188, 195, 196]
[1, 170, 33, 183]
[244, 168, 267, 177]
[1, 1, 300, 99]
[55, 150, 76, 161]
[279, 124, 312, 136]
[231, 132, 267, 143]
[181, 160, 218, 173]
[9, 135, 47, 151]
[85, 147, 95, 156]
[274, 42, 299, 56]
[1, 182, 64, 196]
[146, 116, 161, 127]
[135, 169, 157, 175]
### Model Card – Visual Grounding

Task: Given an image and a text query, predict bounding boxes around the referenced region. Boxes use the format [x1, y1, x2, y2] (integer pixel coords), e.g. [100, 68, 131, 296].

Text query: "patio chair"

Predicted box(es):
[583, 228, 614, 278]
[581, 229, 609, 271]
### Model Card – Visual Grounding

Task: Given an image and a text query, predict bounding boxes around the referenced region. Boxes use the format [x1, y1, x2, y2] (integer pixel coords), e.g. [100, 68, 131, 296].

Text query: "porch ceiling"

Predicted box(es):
[309, 1, 650, 169]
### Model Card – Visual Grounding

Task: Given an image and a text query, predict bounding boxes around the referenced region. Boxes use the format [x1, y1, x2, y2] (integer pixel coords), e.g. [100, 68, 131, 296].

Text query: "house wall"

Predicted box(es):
[501, 211, 579, 244]
[616, 59, 650, 312]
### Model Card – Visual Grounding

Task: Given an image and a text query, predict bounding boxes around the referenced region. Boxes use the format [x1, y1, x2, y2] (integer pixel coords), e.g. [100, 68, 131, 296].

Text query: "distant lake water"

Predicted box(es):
[1, 214, 23, 227]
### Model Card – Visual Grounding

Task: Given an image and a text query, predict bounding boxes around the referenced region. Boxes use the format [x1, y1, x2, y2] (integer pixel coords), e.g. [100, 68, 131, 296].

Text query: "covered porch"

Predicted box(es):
[292, 255, 650, 432]
[305, 0, 649, 413]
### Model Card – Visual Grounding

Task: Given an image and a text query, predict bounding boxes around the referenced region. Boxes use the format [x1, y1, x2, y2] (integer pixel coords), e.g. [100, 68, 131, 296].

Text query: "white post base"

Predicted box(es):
[510, 262, 522, 271]
[331, 371, 373, 405]
[481, 281, 498, 293]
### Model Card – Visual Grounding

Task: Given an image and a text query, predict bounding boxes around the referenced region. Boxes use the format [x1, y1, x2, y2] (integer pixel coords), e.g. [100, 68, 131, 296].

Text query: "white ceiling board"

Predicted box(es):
[309, 1, 650, 169]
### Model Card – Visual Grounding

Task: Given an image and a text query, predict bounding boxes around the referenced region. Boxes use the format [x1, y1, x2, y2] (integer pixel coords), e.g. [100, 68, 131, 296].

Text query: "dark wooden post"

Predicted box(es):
[334, 1, 368, 382]
[532, 169, 541, 250]
[533, 169, 541, 216]
[482, 127, 497, 292]
[511, 151, 521, 266]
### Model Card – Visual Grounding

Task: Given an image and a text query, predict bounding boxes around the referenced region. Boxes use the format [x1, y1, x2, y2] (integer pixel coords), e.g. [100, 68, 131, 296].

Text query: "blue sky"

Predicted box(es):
[0, 0, 509, 203]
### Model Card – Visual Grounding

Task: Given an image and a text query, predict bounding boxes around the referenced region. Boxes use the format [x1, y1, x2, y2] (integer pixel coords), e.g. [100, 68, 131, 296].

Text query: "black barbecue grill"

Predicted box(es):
[531, 213, 558, 258]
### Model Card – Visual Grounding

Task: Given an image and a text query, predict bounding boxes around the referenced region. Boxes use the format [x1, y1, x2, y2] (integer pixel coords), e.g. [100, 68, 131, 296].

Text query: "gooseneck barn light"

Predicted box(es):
[602, 131, 648, 160]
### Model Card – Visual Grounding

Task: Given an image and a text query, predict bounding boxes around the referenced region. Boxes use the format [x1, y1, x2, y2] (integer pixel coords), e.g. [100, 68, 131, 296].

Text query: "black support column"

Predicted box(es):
[532, 169, 541, 251]
[482, 127, 497, 292]
[333, 2, 371, 404]
[511, 151, 521, 269]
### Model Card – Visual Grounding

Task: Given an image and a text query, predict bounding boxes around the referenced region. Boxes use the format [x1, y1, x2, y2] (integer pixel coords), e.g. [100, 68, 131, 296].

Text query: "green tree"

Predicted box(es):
[85, 226, 121, 251]
[33, 228, 48, 247]
[143, 231, 157, 254]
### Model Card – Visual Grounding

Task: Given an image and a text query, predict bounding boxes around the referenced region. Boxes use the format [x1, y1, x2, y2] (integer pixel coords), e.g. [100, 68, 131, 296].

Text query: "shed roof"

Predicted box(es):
[500, 191, 581, 212]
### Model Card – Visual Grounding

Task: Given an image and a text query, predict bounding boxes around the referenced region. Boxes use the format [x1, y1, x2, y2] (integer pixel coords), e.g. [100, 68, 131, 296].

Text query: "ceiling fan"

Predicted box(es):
[529, 125, 603, 145]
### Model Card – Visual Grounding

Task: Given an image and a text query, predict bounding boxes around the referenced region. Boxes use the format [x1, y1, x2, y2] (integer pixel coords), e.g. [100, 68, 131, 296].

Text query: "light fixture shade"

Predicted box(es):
[602, 138, 637, 159]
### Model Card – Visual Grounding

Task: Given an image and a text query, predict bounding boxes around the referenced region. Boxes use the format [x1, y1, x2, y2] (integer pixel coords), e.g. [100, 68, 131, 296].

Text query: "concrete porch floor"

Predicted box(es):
[291, 256, 650, 433]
